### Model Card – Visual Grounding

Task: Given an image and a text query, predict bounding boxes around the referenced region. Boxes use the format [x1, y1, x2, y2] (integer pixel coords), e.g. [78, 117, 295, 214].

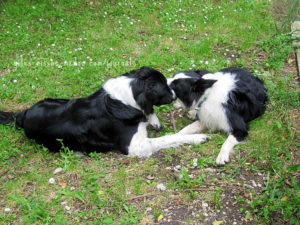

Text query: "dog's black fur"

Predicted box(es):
[0, 66, 175, 154]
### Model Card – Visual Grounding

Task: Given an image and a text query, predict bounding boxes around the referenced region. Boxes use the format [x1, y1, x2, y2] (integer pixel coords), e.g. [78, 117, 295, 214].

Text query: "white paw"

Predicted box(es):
[187, 109, 198, 120]
[173, 100, 183, 109]
[216, 152, 230, 165]
[193, 134, 210, 144]
[148, 114, 161, 130]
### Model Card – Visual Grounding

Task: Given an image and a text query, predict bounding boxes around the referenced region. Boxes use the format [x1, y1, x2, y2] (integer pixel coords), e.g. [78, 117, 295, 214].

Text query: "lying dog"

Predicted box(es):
[0, 66, 209, 157]
[168, 67, 268, 165]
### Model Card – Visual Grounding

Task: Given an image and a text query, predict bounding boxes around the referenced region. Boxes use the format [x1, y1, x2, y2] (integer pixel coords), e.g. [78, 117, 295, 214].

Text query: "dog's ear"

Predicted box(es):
[106, 97, 145, 122]
[136, 92, 153, 115]
[192, 78, 216, 92]
[137, 66, 155, 80]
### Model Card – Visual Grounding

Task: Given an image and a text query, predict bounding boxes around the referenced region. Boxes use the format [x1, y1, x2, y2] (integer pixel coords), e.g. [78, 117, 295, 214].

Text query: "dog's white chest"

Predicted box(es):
[196, 73, 236, 132]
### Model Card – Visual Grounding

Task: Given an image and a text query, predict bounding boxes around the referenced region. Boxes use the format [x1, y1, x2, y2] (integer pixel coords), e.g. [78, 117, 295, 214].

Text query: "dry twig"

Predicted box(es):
[169, 105, 177, 133]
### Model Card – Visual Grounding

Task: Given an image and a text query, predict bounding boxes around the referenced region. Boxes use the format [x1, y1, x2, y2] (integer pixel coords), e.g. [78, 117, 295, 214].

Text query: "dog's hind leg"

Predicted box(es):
[177, 121, 204, 135]
[216, 134, 240, 165]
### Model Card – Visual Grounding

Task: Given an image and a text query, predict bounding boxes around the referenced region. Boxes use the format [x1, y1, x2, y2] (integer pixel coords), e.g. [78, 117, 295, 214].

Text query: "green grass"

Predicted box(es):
[1, 0, 299, 224]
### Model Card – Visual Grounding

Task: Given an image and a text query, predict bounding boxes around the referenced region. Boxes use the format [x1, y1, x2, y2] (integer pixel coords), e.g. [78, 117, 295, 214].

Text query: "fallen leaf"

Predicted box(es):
[146, 175, 155, 180]
[244, 192, 250, 198]
[120, 158, 134, 165]
[288, 58, 294, 64]
[97, 190, 105, 197]
[244, 171, 249, 176]
[213, 221, 223, 225]
[58, 182, 67, 189]
[157, 214, 164, 222]
[249, 158, 255, 163]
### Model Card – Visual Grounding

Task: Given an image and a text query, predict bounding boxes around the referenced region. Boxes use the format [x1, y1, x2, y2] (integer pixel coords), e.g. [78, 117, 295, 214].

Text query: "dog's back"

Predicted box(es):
[221, 67, 268, 123]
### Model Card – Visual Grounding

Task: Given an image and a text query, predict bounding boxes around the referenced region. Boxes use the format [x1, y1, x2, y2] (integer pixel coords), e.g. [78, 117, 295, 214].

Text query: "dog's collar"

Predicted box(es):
[194, 92, 209, 119]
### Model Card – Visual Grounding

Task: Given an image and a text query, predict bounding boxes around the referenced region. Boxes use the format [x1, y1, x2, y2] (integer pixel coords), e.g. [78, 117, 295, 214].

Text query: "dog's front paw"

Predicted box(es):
[216, 152, 230, 165]
[187, 109, 198, 120]
[148, 113, 162, 131]
[173, 100, 183, 109]
[193, 134, 210, 144]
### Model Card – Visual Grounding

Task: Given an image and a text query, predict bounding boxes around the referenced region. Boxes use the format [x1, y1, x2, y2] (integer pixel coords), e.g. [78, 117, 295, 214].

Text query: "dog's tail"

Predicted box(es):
[0, 110, 26, 128]
[0, 111, 16, 125]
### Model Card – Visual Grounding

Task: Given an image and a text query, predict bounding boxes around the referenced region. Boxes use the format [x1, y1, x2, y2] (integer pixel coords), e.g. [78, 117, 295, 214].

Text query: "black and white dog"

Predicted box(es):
[168, 67, 268, 165]
[0, 66, 209, 157]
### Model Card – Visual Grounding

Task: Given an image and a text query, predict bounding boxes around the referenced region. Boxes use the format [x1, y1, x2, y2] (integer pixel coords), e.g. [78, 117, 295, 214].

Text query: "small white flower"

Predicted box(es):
[14, 62, 19, 66]
[49, 178, 55, 184]
[82, 61, 86, 64]
[37, 43, 41, 47]
[70, 186, 75, 191]
[31, 85, 35, 89]
[39, 18, 42, 21]
[193, 158, 198, 167]
[4, 208, 11, 212]
[13, 79, 17, 83]
[57, 65, 62, 69]
[192, 64, 196, 68]
[104, 11, 107, 15]
[110, 48, 113, 51]
[205, 61, 209, 65]
[73, 62, 78, 66]
[65, 206, 71, 211]
[130, 21, 133, 25]
[79, 38, 82, 41]
[51, 43, 55, 47]
[61, 19, 64, 22]
[169, 37, 172, 40]
[17, 25, 20, 28]
[32, 6, 36, 9]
